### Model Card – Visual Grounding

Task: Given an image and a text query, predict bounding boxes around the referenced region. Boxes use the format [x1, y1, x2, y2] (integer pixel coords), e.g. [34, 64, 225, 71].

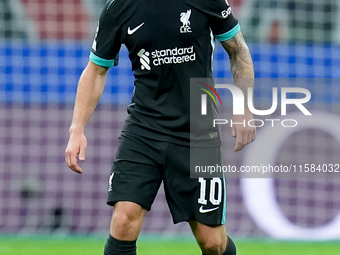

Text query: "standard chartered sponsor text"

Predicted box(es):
[151, 46, 196, 66]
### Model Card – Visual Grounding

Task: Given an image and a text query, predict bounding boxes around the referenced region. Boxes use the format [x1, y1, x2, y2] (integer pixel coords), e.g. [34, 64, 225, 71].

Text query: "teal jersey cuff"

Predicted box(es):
[89, 52, 117, 67]
[215, 23, 240, 42]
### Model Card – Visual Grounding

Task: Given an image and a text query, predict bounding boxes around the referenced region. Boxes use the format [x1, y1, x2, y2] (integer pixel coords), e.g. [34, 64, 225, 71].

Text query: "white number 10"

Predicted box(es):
[198, 177, 222, 205]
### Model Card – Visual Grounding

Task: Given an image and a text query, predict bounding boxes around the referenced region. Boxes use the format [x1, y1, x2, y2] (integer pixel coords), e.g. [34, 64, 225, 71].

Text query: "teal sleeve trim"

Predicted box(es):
[89, 52, 116, 67]
[215, 23, 241, 42]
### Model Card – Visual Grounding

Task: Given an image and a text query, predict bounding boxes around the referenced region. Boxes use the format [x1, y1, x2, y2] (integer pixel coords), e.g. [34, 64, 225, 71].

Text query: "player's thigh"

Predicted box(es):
[189, 220, 227, 254]
[110, 201, 147, 241]
[107, 133, 163, 210]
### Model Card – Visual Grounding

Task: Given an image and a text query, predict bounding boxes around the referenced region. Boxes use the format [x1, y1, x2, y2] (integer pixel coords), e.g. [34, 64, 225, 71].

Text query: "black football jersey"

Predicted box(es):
[90, 0, 240, 146]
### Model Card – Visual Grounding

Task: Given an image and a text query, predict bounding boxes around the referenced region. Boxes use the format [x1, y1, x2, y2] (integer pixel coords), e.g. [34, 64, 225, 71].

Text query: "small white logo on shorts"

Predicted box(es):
[108, 173, 114, 192]
[199, 206, 219, 213]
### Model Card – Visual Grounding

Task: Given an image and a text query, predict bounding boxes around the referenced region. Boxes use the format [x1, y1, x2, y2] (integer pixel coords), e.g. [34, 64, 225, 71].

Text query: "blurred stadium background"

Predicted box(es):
[1, 0, 340, 253]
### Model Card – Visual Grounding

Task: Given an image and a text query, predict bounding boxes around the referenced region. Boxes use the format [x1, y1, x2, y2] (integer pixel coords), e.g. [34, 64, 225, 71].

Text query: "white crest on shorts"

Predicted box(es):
[108, 173, 114, 192]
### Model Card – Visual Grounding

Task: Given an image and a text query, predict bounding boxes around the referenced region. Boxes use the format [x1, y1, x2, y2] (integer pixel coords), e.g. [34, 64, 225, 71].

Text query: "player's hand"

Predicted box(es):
[65, 130, 87, 174]
[231, 108, 256, 152]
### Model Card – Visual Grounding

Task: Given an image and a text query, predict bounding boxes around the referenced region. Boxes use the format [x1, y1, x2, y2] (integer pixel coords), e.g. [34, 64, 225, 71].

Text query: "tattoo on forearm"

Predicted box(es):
[221, 32, 254, 104]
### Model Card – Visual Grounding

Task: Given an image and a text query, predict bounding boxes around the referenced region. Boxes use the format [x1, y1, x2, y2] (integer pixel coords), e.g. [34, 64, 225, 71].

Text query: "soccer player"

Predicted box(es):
[65, 0, 255, 254]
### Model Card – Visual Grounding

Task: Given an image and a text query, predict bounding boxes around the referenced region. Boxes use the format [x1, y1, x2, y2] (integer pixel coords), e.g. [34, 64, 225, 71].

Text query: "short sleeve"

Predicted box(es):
[205, 0, 240, 42]
[89, 2, 122, 67]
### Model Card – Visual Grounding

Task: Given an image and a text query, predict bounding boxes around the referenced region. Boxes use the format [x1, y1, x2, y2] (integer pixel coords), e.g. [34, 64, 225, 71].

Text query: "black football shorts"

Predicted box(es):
[107, 132, 226, 225]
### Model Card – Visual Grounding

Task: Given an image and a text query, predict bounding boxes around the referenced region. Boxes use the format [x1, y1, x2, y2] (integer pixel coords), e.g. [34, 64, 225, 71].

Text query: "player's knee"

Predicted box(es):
[110, 212, 138, 239]
[109, 202, 146, 239]
[111, 210, 140, 231]
[199, 237, 226, 255]
[113, 202, 144, 223]
[112, 211, 132, 226]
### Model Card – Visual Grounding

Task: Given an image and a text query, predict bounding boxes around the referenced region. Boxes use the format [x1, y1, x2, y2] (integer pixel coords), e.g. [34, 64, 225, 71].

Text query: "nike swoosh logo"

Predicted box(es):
[127, 23, 145, 35]
[199, 206, 219, 214]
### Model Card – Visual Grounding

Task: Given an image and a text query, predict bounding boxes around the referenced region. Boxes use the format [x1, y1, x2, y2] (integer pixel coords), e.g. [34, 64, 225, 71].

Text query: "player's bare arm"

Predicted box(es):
[221, 31, 256, 152]
[65, 61, 109, 174]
